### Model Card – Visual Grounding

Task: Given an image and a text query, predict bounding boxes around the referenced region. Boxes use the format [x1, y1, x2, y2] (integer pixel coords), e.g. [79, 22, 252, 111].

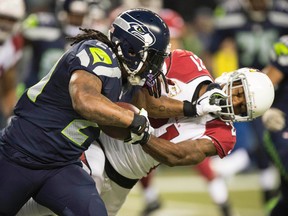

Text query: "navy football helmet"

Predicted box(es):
[108, 8, 170, 98]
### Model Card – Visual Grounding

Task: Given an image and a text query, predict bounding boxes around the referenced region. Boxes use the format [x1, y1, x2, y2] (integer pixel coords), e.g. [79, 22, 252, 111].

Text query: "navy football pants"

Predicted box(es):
[0, 155, 107, 216]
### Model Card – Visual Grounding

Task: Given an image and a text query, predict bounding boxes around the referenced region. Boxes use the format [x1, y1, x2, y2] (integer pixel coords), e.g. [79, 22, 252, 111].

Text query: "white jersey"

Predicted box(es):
[96, 49, 236, 180]
[0, 34, 23, 77]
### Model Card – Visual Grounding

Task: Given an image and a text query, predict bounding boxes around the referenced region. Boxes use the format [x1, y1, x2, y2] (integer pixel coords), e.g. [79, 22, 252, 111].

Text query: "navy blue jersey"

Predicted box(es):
[0, 39, 122, 168]
[22, 12, 66, 88]
[263, 35, 288, 180]
[209, 0, 288, 69]
[269, 35, 288, 126]
[24, 39, 65, 88]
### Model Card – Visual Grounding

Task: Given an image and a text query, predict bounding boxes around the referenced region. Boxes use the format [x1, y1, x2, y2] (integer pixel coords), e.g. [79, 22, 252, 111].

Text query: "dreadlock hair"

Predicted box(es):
[67, 28, 117, 53]
[66, 28, 168, 97]
[67, 27, 128, 72]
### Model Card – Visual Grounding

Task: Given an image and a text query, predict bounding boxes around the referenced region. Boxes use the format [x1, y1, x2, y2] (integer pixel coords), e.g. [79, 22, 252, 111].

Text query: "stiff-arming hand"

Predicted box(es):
[126, 108, 154, 145]
[262, 108, 286, 132]
[184, 88, 227, 117]
[196, 88, 227, 116]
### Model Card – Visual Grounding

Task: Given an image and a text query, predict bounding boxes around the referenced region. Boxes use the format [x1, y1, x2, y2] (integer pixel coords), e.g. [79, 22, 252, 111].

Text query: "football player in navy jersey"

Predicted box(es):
[0, 8, 228, 215]
[0, 8, 168, 216]
[16, 49, 275, 216]
[207, 0, 288, 206]
[209, 0, 288, 71]
[262, 35, 288, 216]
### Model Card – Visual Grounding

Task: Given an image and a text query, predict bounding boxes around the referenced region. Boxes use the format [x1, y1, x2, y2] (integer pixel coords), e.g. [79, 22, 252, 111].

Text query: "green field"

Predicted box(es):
[117, 166, 270, 216]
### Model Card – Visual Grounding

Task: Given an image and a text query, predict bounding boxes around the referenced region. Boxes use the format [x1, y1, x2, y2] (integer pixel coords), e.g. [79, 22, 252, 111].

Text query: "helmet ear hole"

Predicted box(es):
[128, 48, 136, 57]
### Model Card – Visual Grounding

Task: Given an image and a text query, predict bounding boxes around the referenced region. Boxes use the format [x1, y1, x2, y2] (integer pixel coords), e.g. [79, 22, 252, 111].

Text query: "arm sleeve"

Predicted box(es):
[204, 119, 236, 158]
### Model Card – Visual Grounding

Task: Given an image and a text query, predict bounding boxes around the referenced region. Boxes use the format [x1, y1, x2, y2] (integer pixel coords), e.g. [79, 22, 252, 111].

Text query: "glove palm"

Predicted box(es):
[262, 108, 285, 132]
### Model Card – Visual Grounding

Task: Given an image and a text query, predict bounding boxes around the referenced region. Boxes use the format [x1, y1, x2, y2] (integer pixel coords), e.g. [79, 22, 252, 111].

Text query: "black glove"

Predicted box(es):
[126, 109, 153, 145]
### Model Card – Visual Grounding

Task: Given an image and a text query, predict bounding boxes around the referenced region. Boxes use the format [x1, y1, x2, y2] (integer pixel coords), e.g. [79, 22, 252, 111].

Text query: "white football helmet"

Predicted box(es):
[215, 68, 275, 122]
[0, 0, 25, 20]
[0, 0, 25, 43]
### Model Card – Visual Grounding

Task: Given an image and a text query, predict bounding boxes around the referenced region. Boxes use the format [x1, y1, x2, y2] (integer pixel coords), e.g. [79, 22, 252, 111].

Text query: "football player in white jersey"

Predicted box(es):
[0, 0, 25, 127]
[17, 49, 275, 216]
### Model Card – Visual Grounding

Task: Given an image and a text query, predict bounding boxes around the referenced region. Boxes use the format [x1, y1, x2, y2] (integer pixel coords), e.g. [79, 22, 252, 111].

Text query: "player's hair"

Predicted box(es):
[67, 27, 169, 96]
[67, 28, 127, 70]
[68, 28, 113, 49]
[66, 28, 126, 70]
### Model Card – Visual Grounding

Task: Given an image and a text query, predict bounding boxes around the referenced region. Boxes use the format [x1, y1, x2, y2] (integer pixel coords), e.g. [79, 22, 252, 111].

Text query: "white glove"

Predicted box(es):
[195, 88, 227, 116]
[126, 108, 154, 145]
[262, 108, 286, 132]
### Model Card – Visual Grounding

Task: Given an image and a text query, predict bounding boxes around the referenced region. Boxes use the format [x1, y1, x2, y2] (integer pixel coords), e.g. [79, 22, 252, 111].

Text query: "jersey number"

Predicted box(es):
[26, 55, 97, 147]
[159, 124, 180, 141]
[190, 54, 207, 71]
[61, 119, 98, 146]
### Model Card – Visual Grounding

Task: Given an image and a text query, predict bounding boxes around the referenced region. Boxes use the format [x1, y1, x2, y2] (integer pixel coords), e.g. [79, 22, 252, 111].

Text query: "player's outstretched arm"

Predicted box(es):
[132, 88, 185, 118]
[142, 136, 217, 166]
[132, 84, 225, 119]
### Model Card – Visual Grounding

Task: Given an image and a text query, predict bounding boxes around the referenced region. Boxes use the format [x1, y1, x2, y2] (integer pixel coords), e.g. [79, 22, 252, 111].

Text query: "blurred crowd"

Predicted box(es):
[0, 0, 220, 128]
[1, 0, 288, 216]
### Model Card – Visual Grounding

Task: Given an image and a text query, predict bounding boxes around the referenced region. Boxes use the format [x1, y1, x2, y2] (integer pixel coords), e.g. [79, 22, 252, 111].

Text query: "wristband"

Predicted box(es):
[138, 132, 151, 146]
[206, 83, 221, 91]
[183, 100, 197, 117]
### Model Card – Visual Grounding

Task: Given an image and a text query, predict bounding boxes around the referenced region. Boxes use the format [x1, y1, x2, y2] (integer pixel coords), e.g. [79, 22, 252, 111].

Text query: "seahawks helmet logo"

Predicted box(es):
[113, 13, 156, 46]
